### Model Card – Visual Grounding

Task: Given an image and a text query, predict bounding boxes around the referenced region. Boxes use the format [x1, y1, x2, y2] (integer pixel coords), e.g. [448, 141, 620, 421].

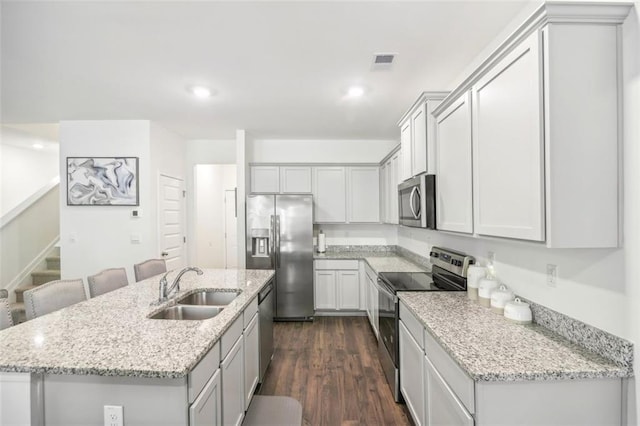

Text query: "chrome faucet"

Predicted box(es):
[159, 267, 204, 302]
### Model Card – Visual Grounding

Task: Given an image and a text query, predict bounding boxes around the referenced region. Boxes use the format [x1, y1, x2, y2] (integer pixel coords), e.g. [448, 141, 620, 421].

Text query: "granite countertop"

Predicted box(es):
[314, 250, 428, 274]
[399, 292, 629, 382]
[0, 269, 274, 379]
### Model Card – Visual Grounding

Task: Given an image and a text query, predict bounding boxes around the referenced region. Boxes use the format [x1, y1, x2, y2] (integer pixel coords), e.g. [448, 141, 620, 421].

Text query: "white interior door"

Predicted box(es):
[160, 174, 185, 270]
[224, 189, 238, 269]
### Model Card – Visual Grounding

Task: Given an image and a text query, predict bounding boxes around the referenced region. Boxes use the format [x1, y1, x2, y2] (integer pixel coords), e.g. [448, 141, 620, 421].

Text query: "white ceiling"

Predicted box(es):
[1, 1, 534, 141]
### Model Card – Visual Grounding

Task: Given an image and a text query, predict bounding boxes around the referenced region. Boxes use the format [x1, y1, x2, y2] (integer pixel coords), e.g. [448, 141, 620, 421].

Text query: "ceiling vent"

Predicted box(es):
[372, 53, 395, 70]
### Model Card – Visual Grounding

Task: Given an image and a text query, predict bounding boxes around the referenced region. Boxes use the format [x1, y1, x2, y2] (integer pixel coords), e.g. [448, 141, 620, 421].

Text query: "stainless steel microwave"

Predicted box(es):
[398, 173, 436, 229]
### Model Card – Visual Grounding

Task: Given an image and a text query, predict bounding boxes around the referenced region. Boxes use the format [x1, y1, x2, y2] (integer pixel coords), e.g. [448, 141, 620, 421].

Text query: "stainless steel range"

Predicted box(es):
[376, 247, 475, 402]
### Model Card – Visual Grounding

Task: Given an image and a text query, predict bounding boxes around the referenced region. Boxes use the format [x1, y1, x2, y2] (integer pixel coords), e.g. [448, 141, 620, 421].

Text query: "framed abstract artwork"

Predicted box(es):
[67, 157, 139, 206]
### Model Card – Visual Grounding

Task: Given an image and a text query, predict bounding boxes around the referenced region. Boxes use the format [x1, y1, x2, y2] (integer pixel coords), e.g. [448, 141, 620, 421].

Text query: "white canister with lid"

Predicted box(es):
[466, 265, 486, 301]
[478, 278, 499, 307]
[504, 298, 533, 324]
[490, 284, 515, 315]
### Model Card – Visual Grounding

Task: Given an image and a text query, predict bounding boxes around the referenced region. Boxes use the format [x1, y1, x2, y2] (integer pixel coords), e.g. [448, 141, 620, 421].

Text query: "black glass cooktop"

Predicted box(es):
[378, 270, 465, 293]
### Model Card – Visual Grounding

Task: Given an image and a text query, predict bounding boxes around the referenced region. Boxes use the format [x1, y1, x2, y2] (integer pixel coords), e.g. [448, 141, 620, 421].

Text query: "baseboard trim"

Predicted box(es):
[4, 236, 60, 303]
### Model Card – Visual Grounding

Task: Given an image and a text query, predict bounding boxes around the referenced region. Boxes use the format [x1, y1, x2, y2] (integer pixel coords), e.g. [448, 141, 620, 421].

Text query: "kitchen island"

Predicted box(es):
[0, 268, 274, 425]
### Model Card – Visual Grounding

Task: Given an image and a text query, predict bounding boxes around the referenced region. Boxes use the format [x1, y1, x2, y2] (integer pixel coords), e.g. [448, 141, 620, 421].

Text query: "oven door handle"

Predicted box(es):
[376, 278, 398, 302]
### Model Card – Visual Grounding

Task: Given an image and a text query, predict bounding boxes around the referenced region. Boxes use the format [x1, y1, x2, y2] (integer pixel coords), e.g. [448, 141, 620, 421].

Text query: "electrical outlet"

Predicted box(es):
[547, 264, 558, 287]
[104, 405, 123, 426]
[487, 251, 495, 265]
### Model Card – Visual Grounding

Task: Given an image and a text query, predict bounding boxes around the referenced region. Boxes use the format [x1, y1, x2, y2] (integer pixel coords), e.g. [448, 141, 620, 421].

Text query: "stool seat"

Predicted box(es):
[243, 395, 303, 426]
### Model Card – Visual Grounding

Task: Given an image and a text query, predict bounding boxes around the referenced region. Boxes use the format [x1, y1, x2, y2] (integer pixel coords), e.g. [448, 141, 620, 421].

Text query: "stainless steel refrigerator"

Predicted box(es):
[246, 194, 313, 320]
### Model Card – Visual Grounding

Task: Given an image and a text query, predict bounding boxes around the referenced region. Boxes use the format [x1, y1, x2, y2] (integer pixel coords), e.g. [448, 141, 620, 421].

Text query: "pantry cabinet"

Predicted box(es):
[434, 92, 473, 234]
[472, 31, 544, 242]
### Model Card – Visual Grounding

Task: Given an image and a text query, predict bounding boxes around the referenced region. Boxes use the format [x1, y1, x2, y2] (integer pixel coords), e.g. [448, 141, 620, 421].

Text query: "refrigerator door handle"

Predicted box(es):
[275, 215, 281, 269]
[270, 215, 276, 267]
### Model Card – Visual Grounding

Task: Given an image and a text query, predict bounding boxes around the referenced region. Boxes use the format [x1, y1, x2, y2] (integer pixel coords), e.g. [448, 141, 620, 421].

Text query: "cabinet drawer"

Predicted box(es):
[315, 259, 359, 270]
[424, 328, 475, 414]
[243, 297, 258, 328]
[399, 302, 424, 350]
[221, 315, 243, 360]
[188, 342, 220, 404]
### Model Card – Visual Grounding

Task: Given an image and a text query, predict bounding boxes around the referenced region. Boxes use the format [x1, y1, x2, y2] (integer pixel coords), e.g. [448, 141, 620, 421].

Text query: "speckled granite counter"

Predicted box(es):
[314, 250, 428, 273]
[0, 269, 274, 378]
[399, 292, 630, 382]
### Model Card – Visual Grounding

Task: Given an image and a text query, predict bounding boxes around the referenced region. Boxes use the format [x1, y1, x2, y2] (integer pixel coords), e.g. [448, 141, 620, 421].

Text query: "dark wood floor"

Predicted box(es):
[258, 316, 412, 426]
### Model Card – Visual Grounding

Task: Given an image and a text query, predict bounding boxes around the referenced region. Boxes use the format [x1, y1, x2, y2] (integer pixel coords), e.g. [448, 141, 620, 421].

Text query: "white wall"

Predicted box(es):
[0, 127, 59, 216]
[247, 139, 398, 163]
[314, 224, 397, 247]
[59, 120, 187, 282]
[194, 164, 237, 267]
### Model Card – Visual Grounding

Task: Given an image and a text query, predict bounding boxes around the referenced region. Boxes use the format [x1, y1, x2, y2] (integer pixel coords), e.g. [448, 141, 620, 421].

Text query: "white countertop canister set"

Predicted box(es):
[466, 264, 532, 324]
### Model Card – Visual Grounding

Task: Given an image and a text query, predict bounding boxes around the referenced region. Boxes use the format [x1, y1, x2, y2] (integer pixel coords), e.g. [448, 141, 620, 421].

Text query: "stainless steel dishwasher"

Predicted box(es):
[258, 279, 274, 382]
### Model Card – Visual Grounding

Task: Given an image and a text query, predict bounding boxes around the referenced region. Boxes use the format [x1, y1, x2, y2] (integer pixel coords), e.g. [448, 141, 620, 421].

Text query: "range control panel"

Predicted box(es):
[429, 246, 475, 278]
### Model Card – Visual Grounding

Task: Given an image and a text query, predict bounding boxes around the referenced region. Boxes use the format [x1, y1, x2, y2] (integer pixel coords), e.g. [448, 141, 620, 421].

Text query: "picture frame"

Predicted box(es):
[66, 157, 139, 206]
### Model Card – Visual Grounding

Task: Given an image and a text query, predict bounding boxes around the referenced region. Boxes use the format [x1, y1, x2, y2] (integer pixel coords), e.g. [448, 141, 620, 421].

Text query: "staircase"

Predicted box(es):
[11, 251, 61, 324]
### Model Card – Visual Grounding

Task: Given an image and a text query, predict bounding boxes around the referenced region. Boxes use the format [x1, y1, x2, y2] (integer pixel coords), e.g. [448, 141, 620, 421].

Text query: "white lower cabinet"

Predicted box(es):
[366, 270, 378, 338]
[243, 312, 259, 410]
[314, 270, 337, 309]
[337, 270, 360, 310]
[221, 336, 245, 426]
[190, 369, 222, 426]
[424, 355, 473, 426]
[399, 321, 425, 426]
[314, 260, 361, 312]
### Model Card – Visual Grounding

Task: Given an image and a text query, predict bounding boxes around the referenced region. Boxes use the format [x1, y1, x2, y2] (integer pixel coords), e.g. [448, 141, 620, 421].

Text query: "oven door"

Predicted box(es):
[377, 280, 399, 366]
[376, 278, 402, 401]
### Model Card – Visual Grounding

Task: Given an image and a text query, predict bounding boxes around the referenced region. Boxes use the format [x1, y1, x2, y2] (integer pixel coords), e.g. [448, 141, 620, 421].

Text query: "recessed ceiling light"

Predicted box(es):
[190, 86, 212, 99]
[346, 86, 365, 98]
[32, 143, 44, 150]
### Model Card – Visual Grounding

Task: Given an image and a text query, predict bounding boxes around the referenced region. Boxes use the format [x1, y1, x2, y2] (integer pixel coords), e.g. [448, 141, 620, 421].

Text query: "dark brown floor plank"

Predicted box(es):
[259, 316, 412, 426]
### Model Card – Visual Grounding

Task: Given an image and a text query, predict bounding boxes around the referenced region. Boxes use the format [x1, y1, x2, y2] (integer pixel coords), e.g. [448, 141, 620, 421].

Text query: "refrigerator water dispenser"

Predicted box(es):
[251, 229, 270, 257]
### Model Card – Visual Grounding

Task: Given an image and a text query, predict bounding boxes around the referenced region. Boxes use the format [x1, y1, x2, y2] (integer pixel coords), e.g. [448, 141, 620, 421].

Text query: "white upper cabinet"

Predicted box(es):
[435, 92, 473, 234]
[472, 31, 544, 241]
[398, 92, 449, 181]
[313, 166, 347, 223]
[432, 3, 628, 247]
[400, 120, 412, 182]
[280, 166, 312, 193]
[347, 167, 380, 223]
[411, 103, 427, 177]
[380, 148, 401, 225]
[250, 166, 311, 194]
[250, 166, 280, 193]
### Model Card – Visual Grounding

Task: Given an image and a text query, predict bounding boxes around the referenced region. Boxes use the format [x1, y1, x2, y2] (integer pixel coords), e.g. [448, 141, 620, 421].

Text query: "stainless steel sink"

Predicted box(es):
[149, 305, 224, 320]
[177, 290, 240, 306]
